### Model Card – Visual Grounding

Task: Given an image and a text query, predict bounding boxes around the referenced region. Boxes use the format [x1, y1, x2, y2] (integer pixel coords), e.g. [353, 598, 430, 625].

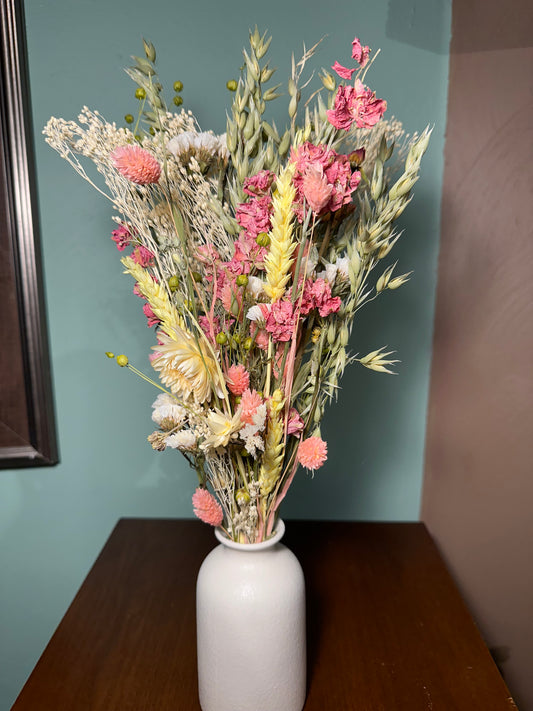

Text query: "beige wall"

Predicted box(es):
[422, 1, 533, 708]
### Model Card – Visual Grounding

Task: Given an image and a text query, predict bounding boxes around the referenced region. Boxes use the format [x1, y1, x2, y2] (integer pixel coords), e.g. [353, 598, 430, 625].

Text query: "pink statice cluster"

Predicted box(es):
[291, 142, 361, 219]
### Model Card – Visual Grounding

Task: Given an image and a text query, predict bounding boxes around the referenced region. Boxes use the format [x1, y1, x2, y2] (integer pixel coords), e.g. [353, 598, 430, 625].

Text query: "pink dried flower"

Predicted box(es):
[198, 315, 221, 345]
[327, 81, 387, 131]
[352, 37, 370, 67]
[132, 244, 155, 267]
[111, 224, 132, 251]
[196, 244, 220, 264]
[110, 145, 161, 184]
[297, 436, 328, 471]
[301, 165, 333, 214]
[241, 388, 263, 425]
[331, 61, 356, 80]
[291, 142, 361, 218]
[192, 487, 224, 526]
[243, 169, 275, 197]
[287, 408, 305, 436]
[301, 278, 342, 317]
[265, 300, 296, 342]
[226, 364, 250, 396]
[250, 322, 270, 351]
[236, 194, 273, 239]
[142, 302, 160, 327]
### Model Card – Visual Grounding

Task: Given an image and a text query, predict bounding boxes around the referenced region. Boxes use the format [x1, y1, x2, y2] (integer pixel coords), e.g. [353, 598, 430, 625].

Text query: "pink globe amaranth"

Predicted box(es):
[297, 435, 328, 471]
[110, 144, 161, 185]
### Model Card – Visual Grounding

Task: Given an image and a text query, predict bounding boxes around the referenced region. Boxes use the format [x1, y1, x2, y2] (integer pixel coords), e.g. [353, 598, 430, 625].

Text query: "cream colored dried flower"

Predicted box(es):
[151, 326, 225, 404]
[202, 409, 242, 451]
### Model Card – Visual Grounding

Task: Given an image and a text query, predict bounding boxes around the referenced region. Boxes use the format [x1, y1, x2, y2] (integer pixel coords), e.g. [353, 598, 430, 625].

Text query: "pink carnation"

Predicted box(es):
[241, 388, 263, 425]
[331, 61, 356, 80]
[132, 244, 154, 267]
[243, 169, 275, 197]
[111, 224, 132, 251]
[226, 364, 250, 396]
[327, 81, 387, 131]
[291, 142, 361, 218]
[110, 145, 161, 185]
[236, 194, 273, 239]
[265, 300, 296, 342]
[297, 436, 328, 471]
[352, 37, 370, 67]
[192, 487, 224, 527]
[301, 278, 342, 317]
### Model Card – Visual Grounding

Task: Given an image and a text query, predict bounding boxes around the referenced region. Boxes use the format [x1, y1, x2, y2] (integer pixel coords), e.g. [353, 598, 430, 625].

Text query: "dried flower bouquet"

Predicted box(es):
[44, 29, 430, 542]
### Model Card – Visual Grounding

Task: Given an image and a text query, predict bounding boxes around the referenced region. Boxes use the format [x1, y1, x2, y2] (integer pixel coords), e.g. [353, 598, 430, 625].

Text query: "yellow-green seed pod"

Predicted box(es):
[173, 96, 183, 107]
[215, 332, 228, 345]
[191, 271, 202, 283]
[116, 354, 129, 367]
[168, 275, 179, 291]
[135, 88, 146, 100]
[105, 352, 115, 359]
[236, 274, 249, 287]
[226, 79, 238, 92]
[243, 337, 253, 350]
[173, 80, 183, 92]
[124, 114, 134, 124]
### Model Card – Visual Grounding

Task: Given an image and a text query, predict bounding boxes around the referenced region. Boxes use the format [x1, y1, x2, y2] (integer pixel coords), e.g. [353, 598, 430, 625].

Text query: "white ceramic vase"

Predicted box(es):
[196, 520, 306, 711]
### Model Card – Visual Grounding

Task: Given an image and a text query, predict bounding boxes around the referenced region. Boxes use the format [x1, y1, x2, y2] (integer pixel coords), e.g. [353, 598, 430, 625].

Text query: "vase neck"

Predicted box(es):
[215, 520, 285, 551]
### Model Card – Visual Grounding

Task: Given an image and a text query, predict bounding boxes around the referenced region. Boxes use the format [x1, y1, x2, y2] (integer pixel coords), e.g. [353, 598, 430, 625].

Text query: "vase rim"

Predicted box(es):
[215, 519, 285, 550]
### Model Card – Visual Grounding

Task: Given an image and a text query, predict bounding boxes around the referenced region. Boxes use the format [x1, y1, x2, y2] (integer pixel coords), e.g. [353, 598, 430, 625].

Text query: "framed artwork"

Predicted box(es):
[0, 0, 58, 467]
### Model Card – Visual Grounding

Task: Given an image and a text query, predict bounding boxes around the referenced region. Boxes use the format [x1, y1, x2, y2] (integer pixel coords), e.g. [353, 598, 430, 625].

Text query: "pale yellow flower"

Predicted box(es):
[151, 326, 224, 404]
[202, 409, 242, 451]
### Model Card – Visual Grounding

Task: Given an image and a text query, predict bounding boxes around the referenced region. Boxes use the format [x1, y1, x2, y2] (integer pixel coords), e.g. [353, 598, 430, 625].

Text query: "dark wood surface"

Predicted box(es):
[12, 519, 515, 710]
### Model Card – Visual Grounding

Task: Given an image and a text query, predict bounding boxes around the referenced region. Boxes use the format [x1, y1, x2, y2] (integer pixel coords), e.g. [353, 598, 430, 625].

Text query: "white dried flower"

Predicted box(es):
[166, 429, 197, 450]
[151, 393, 187, 426]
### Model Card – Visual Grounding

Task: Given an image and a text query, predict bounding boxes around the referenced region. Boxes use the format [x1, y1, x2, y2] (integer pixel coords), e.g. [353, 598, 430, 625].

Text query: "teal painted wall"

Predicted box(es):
[0, 0, 450, 705]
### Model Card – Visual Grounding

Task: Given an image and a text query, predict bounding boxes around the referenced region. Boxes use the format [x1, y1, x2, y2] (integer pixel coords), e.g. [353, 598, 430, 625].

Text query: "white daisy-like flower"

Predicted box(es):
[166, 429, 197, 450]
[151, 393, 187, 427]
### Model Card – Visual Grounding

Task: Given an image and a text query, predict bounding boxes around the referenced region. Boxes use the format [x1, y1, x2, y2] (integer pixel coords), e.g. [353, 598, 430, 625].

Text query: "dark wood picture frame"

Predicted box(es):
[0, 0, 58, 467]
